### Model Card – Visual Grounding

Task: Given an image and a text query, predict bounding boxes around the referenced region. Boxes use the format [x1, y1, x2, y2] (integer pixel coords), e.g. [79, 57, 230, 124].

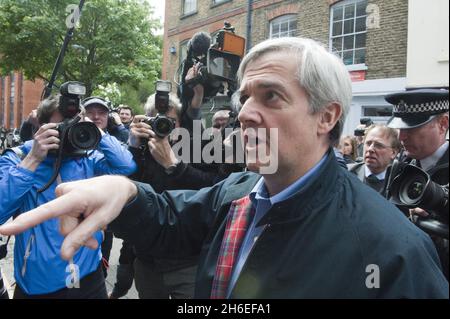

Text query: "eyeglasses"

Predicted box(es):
[364, 140, 392, 150]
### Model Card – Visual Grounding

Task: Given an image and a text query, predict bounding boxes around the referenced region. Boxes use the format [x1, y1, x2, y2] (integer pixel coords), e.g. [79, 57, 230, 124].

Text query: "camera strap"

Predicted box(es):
[0, 236, 11, 260]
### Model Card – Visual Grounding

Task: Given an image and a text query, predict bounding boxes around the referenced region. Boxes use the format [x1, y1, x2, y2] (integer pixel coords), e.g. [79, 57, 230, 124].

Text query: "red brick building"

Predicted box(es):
[0, 72, 44, 129]
[162, 0, 410, 133]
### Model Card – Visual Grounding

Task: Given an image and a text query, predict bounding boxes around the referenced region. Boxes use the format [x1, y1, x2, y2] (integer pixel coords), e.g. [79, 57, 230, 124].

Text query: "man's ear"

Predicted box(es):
[437, 113, 449, 134]
[317, 102, 342, 136]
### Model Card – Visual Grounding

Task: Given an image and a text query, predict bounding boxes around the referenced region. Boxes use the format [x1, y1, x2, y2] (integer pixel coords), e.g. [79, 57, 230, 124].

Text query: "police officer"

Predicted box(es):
[386, 88, 449, 279]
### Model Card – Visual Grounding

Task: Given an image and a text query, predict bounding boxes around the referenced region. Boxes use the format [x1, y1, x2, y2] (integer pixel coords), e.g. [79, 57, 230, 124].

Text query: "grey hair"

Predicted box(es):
[237, 37, 352, 145]
[144, 92, 182, 118]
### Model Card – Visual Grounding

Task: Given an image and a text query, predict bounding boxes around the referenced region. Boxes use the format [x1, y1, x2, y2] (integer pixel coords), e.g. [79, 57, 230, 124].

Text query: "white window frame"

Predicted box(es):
[269, 14, 297, 39]
[212, 0, 229, 5]
[183, 0, 197, 16]
[179, 40, 189, 67]
[329, 0, 368, 68]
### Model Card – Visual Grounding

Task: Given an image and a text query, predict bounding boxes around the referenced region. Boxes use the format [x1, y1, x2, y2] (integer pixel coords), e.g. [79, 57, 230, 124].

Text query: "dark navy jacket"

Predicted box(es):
[111, 150, 448, 298]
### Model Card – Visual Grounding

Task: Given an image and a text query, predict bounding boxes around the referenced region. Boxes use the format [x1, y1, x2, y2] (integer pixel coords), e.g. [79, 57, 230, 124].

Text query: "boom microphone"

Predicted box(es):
[188, 32, 211, 57]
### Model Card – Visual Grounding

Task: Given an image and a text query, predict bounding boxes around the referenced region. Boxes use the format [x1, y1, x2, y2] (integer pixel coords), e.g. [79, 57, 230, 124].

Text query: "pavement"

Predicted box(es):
[0, 235, 138, 299]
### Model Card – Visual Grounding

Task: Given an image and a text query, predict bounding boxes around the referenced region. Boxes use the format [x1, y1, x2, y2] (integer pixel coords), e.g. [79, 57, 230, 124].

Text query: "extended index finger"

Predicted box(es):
[0, 193, 84, 236]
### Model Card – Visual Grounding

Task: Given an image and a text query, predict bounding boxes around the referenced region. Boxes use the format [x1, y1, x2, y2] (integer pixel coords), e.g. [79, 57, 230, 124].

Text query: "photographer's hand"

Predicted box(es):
[27, 109, 39, 128]
[147, 130, 178, 169]
[110, 112, 122, 126]
[0, 175, 138, 261]
[409, 208, 430, 218]
[20, 123, 60, 172]
[186, 64, 204, 110]
[129, 115, 152, 147]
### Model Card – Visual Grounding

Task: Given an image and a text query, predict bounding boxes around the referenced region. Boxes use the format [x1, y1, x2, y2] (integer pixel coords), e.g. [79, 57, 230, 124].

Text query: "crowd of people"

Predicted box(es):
[0, 36, 448, 299]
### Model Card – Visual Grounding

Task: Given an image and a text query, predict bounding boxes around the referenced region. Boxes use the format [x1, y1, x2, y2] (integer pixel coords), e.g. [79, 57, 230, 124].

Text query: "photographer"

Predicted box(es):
[82, 97, 132, 277]
[118, 105, 134, 130]
[386, 89, 449, 279]
[124, 92, 226, 299]
[354, 118, 374, 160]
[83, 97, 129, 144]
[0, 94, 136, 298]
[19, 109, 40, 143]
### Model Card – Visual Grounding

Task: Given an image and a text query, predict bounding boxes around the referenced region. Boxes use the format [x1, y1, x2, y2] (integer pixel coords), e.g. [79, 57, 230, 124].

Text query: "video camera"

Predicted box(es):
[142, 80, 176, 138]
[53, 82, 101, 157]
[178, 22, 246, 103]
[354, 117, 374, 136]
[386, 161, 449, 239]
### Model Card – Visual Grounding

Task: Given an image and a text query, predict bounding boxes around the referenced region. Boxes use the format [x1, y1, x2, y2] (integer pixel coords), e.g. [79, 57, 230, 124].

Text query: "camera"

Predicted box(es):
[387, 163, 449, 239]
[54, 116, 101, 158]
[354, 117, 374, 136]
[178, 22, 246, 103]
[59, 81, 86, 118]
[52, 82, 101, 157]
[142, 81, 176, 138]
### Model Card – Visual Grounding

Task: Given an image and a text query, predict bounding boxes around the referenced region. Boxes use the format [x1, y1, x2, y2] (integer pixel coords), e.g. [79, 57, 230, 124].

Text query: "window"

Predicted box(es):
[183, 0, 197, 16]
[179, 41, 189, 67]
[363, 105, 393, 118]
[212, 0, 228, 4]
[269, 15, 297, 39]
[330, 0, 368, 66]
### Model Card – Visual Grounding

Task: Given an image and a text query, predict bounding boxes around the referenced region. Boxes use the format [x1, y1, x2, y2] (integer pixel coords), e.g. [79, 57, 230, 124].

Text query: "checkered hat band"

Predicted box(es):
[393, 100, 449, 114]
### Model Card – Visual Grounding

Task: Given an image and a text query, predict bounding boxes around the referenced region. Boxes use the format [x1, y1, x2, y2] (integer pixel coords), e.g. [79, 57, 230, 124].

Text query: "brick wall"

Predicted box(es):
[163, 0, 408, 85]
[365, 0, 408, 79]
[0, 73, 44, 129]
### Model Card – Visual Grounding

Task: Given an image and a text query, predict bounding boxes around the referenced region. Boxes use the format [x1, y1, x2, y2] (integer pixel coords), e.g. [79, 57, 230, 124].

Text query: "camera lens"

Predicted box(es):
[399, 174, 427, 205]
[154, 117, 174, 137]
[407, 181, 424, 200]
[68, 122, 101, 150]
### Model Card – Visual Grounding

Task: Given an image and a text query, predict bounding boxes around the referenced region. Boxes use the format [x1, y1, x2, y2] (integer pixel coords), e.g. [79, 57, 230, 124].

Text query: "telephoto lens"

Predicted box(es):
[54, 117, 101, 157]
[68, 121, 101, 151]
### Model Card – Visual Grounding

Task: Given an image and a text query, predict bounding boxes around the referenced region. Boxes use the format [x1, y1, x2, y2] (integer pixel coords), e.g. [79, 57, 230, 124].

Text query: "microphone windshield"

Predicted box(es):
[189, 32, 211, 56]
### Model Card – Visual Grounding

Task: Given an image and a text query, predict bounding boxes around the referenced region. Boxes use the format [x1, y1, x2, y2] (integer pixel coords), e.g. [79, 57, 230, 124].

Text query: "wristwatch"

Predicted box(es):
[164, 159, 181, 175]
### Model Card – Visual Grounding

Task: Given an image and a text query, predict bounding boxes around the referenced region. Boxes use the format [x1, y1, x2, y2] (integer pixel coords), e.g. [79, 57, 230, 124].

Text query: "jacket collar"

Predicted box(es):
[435, 144, 449, 168]
[256, 148, 340, 227]
[219, 149, 341, 227]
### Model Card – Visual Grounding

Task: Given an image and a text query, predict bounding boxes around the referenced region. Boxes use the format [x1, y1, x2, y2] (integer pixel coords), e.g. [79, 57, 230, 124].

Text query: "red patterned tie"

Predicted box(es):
[210, 195, 255, 299]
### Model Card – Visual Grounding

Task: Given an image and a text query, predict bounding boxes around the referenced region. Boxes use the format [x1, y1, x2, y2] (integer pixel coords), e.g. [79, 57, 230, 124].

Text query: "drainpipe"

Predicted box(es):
[246, 0, 253, 52]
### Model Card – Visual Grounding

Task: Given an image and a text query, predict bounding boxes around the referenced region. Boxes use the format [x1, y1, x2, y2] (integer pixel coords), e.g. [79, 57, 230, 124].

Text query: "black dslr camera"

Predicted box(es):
[143, 80, 176, 138]
[354, 117, 374, 136]
[386, 161, 449, 239]
[54, 82, 101, 157]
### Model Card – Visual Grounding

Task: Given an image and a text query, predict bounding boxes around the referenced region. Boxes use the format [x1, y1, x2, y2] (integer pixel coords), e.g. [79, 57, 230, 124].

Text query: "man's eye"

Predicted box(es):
[239, 95, 249, 105]
[265, 91, 279, 101]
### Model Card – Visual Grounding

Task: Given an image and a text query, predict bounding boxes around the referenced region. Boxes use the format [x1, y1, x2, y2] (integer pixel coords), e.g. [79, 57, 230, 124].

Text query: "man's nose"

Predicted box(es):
[238, 98, 260, 126]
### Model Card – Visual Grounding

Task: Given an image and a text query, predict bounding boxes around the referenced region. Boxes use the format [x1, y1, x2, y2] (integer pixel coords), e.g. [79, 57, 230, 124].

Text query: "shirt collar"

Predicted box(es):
[421, 141, 449, 171]
[250, 153, 329, 206]
[364, 165, 386, 180]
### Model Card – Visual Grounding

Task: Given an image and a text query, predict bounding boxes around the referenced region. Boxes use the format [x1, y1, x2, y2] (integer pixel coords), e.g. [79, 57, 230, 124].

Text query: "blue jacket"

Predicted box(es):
[0, 134, 137, 295]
